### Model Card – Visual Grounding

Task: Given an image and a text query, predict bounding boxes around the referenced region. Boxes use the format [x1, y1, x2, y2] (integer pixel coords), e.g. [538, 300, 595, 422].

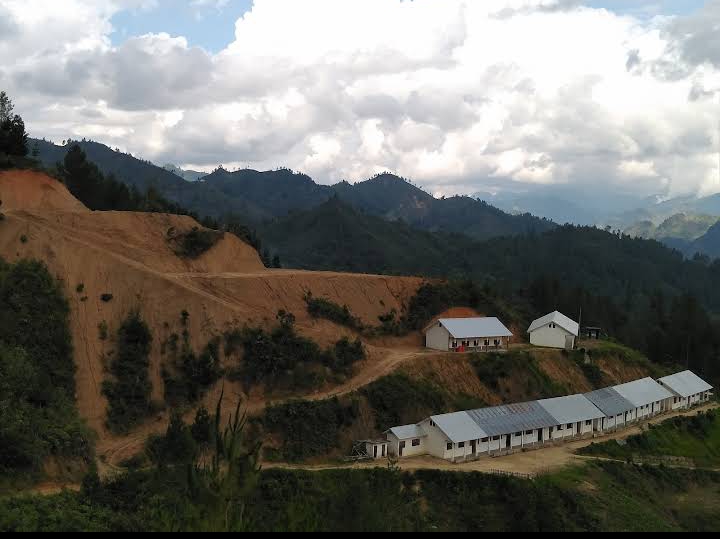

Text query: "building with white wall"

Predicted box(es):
[425, 317, 513, 353]
[658, 371, 714, 410]
[528, 311, 580, 350]
[382, 370, 711, 463]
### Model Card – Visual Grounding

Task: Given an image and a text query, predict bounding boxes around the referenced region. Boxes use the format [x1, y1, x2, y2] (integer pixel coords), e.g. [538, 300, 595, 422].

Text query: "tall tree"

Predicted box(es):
[0, 92, 28, 157]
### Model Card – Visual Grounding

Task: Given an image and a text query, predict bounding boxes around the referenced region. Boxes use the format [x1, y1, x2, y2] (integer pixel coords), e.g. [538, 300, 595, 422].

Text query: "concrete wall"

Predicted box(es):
[529, 324, 575, 349]
[425, 324, 450, 352]
[365, 442, 388, 460]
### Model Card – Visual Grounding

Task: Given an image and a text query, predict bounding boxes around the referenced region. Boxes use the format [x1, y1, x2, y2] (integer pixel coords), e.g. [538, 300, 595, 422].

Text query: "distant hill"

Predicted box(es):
[624, 213, 720, 258]
[163, 164, 206, 182]
[260, 197, 476, 276]
[690, 222, 720, 259]
[32, 138, 553, 242]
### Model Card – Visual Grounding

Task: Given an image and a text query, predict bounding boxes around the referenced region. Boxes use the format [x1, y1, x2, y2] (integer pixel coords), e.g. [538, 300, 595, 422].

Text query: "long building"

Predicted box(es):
[382, 370, 713, 462]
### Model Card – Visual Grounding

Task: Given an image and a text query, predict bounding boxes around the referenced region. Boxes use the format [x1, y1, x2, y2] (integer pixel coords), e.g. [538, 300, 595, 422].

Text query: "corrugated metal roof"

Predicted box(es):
[387, 425, 426, 440]
[612, 378, 674, 408]
[528, 311, 579, 336]
[538, 394, 605, 424]
[431, 412, 488, 443]
[585, 387, 636, 417]
[658, 371, 713, 399]
[466, 401, 559, 437]
[438, 318, 513, 339]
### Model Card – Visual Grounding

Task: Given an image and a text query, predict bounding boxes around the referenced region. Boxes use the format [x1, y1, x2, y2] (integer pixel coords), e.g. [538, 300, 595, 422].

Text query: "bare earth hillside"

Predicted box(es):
[0, 170, 423, 440]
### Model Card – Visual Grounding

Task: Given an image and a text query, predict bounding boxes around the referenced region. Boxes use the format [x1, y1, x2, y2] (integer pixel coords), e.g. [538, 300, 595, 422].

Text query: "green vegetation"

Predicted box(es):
[0, 92, 28, 161]
[100, 294, 113, 303]
[226, 311, 366, 393]
[173, 226, 222, 259]
[102, 311, 153, 434]
[3, 460, 720, 531]
[19, 235, 27, 244]
[163, 337, 222, 406]
[580, 411, 720, 467]
[304, 293, 363, 331]
[472, 351, 568, 400]
[261, 398, 360, 462]
[0, 258, 92, 481]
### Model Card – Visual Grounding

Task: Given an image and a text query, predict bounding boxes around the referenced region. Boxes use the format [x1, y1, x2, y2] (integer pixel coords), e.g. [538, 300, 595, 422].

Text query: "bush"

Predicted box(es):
[262, 398, 359, 462]
[176, 227, 221, 259]
[76, 284, 85, 293]
[100, 294, 114, 303]
[102, 311, 153, 433]
[0, 259, 92, 477]
[98, 321, 109, 341]
[305, 293, 362, 330]
[19, 234, 28, 244]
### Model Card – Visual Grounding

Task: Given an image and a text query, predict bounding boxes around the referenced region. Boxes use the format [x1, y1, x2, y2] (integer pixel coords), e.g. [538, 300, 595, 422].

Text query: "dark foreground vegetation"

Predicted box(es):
[0, 258, 92, 485]
[2, 458, 719, 532]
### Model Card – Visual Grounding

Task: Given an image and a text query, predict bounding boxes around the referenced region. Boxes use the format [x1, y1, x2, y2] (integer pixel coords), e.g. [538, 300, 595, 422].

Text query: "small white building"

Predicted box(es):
[610, 377, 674, 421]
[425, 317, 513, 353]
[585, 387, 637, 431]
[386, 425, 427, 458]
[528, 311, 579, 350]
[362, 440, 389, 460]
[658, 371, 714, 410]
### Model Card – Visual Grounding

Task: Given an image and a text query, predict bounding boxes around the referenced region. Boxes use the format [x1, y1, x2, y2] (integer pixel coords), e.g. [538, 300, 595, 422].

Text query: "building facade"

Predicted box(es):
[528, 311, 580, 349]
[425, 317, 513, 353]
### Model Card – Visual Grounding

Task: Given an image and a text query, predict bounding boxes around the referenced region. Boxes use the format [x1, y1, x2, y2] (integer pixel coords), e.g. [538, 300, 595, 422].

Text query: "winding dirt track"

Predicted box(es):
[97, 347, 433, 473]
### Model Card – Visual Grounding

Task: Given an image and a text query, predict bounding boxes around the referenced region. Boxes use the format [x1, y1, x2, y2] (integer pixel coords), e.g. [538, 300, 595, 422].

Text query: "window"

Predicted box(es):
[492, 436, 500, 441]
[526, 431, 533, 435]
[515, 432, 522, 438]
[474, 340, 478, 347]
[447, 443, 453, 451]
[458, 442, 465, 448]
[557, 425, 563, 431]
[430, 420, 436, 427]
[567, 424, 573, 429]
[412, 439, 421, 447]
[485, 339, 490, 346]
[481, 438, 489, 443]
[586, 420, 592, 426]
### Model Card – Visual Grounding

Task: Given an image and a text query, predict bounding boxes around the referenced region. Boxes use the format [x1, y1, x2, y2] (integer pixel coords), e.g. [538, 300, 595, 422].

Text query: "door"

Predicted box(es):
[399, 441, 405, 457]
[539, 429, 544, 443]
[565, 335, 575, 350]
[505, 436, 511, 449]
[470, 440, 477, 455]
[373, 446, 378, 459]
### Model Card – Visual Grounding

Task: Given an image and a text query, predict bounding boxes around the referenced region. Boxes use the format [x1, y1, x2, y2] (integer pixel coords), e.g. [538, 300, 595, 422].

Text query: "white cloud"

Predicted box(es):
[1, 0, 720, 200]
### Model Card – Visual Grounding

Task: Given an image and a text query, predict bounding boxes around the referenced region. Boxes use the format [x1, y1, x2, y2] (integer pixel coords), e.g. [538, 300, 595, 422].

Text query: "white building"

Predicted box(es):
[604, 377, 674, 421]
[658, 371, 714, 410]
[386, 425, 427, 458]
[585, 387, 637, 431]
[528, 311, 580, 350]
[362, 440, 389, 460]
[425, 317, 513, 353]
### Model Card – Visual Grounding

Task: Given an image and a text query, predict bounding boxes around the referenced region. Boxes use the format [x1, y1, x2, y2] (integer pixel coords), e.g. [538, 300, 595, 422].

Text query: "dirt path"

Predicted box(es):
[263, 403, 719, 476]
[97, 347, 432, 472]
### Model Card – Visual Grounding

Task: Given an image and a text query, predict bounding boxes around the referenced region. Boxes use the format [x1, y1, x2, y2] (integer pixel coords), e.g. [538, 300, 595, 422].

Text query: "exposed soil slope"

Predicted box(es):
[0, 170, 88, 212]
[0, 170, 422, 438]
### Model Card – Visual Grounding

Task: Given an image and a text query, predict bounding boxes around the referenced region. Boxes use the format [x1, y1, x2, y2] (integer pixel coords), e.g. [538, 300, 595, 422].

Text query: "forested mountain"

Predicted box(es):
[31, 139, 553, 241]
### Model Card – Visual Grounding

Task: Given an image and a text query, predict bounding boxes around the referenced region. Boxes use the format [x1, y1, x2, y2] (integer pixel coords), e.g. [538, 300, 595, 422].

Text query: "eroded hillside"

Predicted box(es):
[0, 170, 422, 438]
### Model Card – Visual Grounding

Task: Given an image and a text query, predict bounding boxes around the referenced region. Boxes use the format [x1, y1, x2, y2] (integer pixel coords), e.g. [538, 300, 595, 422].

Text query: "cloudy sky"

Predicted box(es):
[2, 0, 720, 201]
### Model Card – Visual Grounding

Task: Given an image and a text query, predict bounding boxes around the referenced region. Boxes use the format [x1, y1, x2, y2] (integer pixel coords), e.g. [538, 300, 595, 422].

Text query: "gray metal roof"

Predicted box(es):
[538, 394, 605, 424]
[585, 387, 636, 417]
[612, 378, 674, 408]
[528, 311, 580, 336]
[430, 412, 488, 443]
[386, 425, 426, 440]
[438, 317, 513, 339]
[658, 371, 713, 399]
[466, 401, 559, 437]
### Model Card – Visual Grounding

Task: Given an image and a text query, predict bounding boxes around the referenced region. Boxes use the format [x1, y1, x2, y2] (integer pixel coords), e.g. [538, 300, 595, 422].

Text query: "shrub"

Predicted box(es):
[100, 294, 114, 303]
[76, 283, 85, 293]
[305, 293, 362, 330]
[98, 321, 109, 341]
[19, 234, 28, 244]
[102, 311, 153, 433]
[176, 227, 221, 259]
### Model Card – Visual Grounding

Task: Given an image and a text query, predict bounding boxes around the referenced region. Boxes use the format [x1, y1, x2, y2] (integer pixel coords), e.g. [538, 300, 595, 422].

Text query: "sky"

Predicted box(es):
[2, 0, 720, 203]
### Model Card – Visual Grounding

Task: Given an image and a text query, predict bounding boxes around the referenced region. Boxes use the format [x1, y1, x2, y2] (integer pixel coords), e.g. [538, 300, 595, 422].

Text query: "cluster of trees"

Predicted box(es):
[0, 92, 28, 159]
[226, 311, 366, 392]
[102, 311, 154, 434]
[0, 259, 92, 478]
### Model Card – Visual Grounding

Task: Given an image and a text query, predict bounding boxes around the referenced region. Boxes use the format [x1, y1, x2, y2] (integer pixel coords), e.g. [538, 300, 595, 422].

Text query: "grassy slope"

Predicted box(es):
[579, 411, 720, 467]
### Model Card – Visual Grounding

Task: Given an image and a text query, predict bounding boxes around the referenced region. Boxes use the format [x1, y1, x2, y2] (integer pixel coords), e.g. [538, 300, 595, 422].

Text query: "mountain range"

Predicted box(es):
[31, 138, 553, 242]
